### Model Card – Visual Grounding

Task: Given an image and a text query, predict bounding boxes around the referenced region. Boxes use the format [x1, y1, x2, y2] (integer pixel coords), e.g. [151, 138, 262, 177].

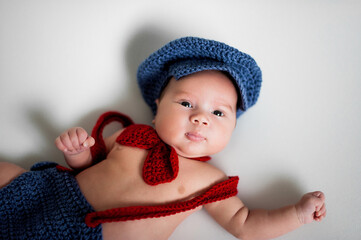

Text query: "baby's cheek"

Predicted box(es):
[209, 139, 227, 155]
[157, 125, 180, 146]
[214, 130, 232, 151]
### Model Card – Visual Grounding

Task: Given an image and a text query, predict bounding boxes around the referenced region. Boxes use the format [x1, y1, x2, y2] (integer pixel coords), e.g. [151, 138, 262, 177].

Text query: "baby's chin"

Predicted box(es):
[175, 148, 213, 159]
[167, 140, 222, 159]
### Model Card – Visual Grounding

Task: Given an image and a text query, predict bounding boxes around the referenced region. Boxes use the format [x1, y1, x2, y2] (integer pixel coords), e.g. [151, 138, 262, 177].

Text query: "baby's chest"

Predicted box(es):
[85, 151, 204, 209]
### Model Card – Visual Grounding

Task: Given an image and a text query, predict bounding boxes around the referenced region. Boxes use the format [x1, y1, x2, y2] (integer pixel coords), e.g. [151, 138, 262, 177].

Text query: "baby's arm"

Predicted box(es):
[205, 191, 326, 240]
[55, 127, 95, 170]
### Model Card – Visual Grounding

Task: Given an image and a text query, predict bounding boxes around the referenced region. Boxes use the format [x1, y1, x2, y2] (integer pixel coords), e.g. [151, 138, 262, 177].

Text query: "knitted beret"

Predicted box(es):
[137, 37, 262, 118]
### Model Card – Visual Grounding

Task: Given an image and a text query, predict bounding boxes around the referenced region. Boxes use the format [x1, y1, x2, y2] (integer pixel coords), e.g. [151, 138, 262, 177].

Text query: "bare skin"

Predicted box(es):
[76, 139, 227, 240]
[1, 71, 326, 240]
[0, 140, 326, 240]
[0, 162, 26, 189]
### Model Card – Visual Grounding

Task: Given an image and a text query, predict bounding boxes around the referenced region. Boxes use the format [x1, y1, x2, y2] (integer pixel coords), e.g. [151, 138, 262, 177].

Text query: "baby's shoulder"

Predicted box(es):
[179, 158, 228, 187]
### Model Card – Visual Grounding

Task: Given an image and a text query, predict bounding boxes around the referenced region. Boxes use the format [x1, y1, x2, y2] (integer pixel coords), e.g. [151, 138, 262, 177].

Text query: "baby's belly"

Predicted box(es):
[75, 145, 205, 239]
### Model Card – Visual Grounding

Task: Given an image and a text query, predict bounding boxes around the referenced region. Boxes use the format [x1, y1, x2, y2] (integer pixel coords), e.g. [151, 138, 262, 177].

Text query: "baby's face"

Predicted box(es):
[154, 70, 238, 158]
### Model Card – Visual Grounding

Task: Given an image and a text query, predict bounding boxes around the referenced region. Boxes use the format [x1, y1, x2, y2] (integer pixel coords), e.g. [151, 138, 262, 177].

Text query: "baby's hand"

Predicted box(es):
[55, 127, 95, 155]
[295, 191, 326, 224]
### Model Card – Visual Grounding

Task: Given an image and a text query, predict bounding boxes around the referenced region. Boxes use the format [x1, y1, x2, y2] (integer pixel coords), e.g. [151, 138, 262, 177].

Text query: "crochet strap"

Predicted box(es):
[85, 176, 239, 227]
[90, 111, 134, 163]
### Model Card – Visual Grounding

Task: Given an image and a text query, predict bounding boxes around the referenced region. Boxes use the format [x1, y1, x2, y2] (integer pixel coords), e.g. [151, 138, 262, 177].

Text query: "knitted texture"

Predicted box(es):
[91, 111, 134, 163]
[85, 176, 239, 227]
[117, 124, 179, 185]
[91, 111, 211, 186]
[137, 36, 262, 118]
[0, 162, 101, 240]
[84, 111, 239, 227]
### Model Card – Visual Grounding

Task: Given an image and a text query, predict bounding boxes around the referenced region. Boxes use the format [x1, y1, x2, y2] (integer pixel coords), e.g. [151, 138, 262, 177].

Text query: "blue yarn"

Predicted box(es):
[137, 37, 262, 118]
[0, 162, 102, 240]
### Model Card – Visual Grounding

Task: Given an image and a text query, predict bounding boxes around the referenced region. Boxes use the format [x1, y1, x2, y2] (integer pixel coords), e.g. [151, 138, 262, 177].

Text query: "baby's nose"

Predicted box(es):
[190, 113, 209, 126]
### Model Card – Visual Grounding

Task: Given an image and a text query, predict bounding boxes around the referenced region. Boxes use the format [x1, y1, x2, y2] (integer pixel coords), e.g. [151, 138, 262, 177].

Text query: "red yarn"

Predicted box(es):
[91, 111, 211, 186]
[90, 111, 134, 163]
[116, 124, 180, 185]
[55, 165, 74, 173]
[85, 111, 239, 226]
[85, 176, 239, 227]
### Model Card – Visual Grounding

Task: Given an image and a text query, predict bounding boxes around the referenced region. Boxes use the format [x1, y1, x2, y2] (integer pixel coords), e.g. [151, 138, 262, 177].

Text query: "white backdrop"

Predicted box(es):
[1, 1, 360, 239]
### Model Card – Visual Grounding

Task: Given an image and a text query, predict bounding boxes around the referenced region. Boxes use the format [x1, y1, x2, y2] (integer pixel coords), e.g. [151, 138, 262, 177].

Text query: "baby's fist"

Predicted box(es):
[55, 127, 95, 155]
[296, 191, 326, 224]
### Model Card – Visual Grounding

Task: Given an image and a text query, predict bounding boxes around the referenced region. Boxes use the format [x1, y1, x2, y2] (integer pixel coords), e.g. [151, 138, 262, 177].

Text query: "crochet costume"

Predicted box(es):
[0, 37, 262, 239]
[84, 37, 263, 226]
[85, 111, 239, 227]
[137, 37, 262, 118]
[0, 162, 102, 240]
[0, 112, 239, 239]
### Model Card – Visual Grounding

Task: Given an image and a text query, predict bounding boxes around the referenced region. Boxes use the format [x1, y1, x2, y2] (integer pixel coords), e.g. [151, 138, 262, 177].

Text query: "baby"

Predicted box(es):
[0, 37, 326, 240]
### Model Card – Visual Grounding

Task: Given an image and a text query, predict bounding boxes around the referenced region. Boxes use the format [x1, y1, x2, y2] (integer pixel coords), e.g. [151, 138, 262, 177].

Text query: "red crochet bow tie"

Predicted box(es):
[90, 111, 210, 186]
[82, 112, 238, 227]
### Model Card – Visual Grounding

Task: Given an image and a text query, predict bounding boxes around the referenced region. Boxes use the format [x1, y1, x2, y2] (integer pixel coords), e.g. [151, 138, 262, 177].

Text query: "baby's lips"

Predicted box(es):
[185, 132, 206, 142]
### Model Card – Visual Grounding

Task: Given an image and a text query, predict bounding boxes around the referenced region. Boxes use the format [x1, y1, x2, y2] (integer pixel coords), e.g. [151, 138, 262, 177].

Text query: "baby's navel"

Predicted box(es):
[178, 186, 186, 194]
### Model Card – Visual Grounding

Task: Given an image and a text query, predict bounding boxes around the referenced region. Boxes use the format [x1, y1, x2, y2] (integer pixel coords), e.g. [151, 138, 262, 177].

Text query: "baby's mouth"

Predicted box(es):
[185, 132, 206, 142]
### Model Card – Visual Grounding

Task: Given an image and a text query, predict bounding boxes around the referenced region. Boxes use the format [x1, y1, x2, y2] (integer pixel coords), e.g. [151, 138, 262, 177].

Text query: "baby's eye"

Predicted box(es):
[180, 101, 192, 108]
[213, 110, 224, 117]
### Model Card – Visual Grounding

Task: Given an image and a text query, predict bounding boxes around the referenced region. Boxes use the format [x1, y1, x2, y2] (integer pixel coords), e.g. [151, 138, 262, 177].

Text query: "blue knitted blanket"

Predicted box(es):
[0, 162, 102, 240]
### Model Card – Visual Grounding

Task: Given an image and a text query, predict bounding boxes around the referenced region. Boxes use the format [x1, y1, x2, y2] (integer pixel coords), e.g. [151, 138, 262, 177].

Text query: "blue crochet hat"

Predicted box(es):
[137, 37, 262, 118]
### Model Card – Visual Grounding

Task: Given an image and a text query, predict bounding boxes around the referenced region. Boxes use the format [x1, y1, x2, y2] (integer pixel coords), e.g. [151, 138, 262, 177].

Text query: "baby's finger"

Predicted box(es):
[317, 204, 327, 217]
[55, 136, 67, 152]
[76, 128, 89, 144]
[59, 132, 75, 152]
[82, 136, 95, 148]
[69, 128, 81, 150]
[313, 191, 326, 211]
[315, 212, 325, 222]
[313, 191, 325, 200]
